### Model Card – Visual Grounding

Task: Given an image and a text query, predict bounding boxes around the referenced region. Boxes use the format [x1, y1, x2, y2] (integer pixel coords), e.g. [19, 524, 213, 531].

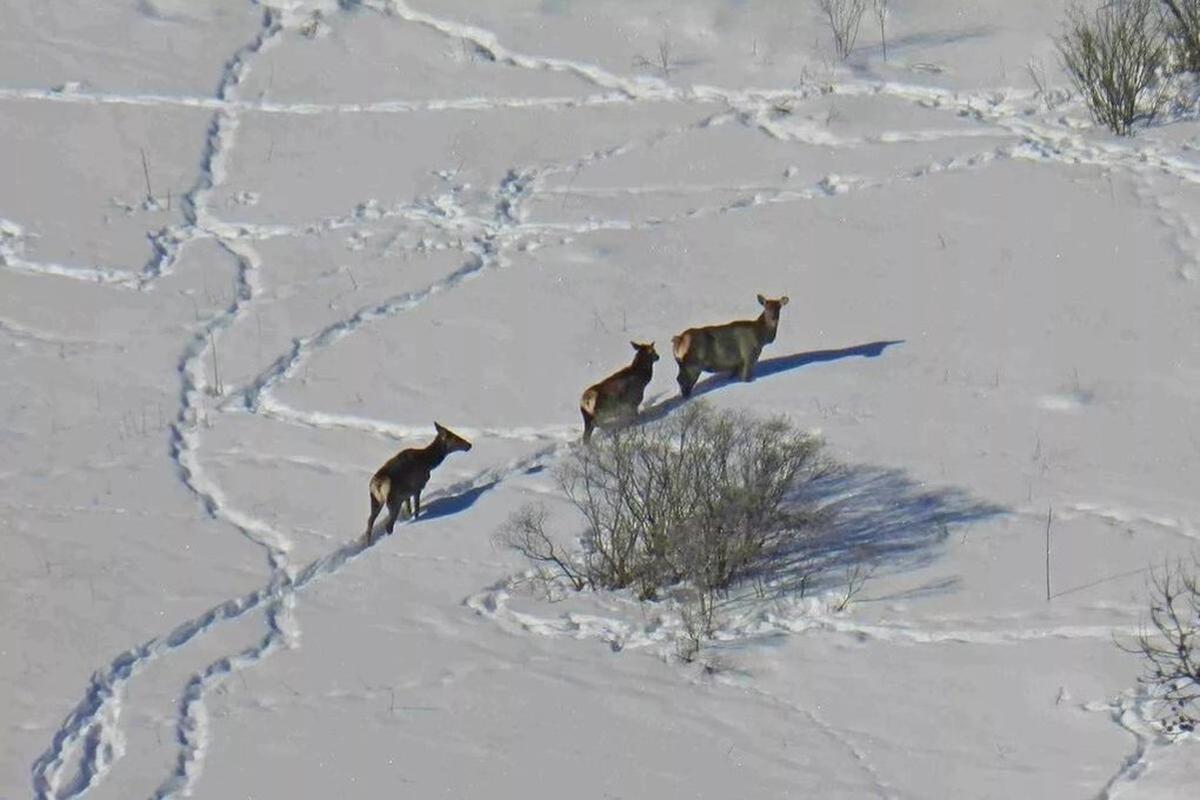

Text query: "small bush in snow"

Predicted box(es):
[872, 0, 891, 62]
[1121, 556, 1200, 733]
[676, 593, 713, 663]
[495, 504, 588, 592]
[817, 0, 869, 61]
[1056, 0, 1169, 135]
[1161, 0, 1200, 73]
[497, 402, 829, 602]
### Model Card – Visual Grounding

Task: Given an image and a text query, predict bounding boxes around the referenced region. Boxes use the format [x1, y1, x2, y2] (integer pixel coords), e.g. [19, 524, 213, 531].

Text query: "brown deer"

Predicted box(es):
[365, 422, 472, 542]
[580, 341, 659, 442]
[672, 294, 789, 398]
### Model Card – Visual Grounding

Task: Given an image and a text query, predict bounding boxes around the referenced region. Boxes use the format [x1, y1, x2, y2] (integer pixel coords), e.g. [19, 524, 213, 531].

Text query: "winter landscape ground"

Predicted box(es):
[2, 0, 1200, 797]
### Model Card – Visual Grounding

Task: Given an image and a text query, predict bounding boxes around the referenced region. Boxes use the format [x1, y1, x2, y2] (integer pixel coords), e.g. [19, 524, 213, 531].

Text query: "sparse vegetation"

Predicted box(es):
[1056, 0, 1169, 135]
[1160, 0, 1200, 72]
[832, 562, 874, 611]
[817, 0, 869, 61]
[139, 147, 155, 207]
[299, 11, 325, 39]
[633, 33, 675, 79]
[1121, 556, 1200, 733]
[497, 403, 829, 607]
[872, 0, 890, 62]
[208, 331, 223, 397]
[676, 591, 715, 663]
[495, 503, 588, 591]
[1027, 58, 1073, 110]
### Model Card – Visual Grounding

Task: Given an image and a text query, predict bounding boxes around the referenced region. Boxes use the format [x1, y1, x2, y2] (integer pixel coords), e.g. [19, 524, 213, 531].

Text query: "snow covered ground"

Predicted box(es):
[2, 0, 1200, 797]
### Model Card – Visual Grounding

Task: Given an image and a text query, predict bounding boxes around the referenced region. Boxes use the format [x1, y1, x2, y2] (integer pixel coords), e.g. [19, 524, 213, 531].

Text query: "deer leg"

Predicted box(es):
[412, 491, 421, 520]
[739, 349, 761, 382]
[385, 491, 405, 535]
[365, 493, 383, 542]
[581, 408, 595, 442]
[677, 364, 699, 399]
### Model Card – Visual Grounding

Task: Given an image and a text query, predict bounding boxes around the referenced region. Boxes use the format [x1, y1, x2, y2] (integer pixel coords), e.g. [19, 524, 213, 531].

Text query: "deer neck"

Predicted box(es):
[631, 351, 655, 377]
[756, 311, 779, 344]
[420, 438, 450, 469]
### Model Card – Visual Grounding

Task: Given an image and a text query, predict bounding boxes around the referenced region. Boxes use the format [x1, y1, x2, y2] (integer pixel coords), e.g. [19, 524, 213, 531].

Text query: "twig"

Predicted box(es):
[873, 0, 889, 62]
[209, 330, 223, 396]
[1045, 505, 1053, 602]
[140, 147, 154, 204]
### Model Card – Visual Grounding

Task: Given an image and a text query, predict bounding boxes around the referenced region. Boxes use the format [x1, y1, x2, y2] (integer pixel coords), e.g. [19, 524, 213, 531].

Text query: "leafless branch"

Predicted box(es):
[818, 0, 869, 60]
[1118, 555, 1200, 731]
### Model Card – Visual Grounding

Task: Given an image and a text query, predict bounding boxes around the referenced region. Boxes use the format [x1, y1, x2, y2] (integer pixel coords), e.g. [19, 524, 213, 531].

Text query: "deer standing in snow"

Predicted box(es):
[365, 422, 472, 542]
[672, 294, 789, 398]
[579, 341, 659, 442]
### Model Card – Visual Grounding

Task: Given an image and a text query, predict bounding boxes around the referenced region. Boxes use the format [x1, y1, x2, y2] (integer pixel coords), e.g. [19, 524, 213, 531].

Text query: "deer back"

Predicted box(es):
[674, 295, 788, 369]
[582, 342, 658, 415]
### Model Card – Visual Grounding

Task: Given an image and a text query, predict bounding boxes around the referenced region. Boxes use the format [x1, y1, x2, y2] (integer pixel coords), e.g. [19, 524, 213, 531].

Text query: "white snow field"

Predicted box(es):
[2, 0, 1200, 797]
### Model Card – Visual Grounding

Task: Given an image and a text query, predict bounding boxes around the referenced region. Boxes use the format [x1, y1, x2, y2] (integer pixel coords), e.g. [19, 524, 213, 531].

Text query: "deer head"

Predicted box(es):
[434, 422, 473, 453]
[631, 340, 660, 364]
[756, 294, 789, 327]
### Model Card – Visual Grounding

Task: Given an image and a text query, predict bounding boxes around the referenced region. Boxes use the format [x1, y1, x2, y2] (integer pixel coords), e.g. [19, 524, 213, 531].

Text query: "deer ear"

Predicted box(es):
[779, 296, 789, 306]
[757, 294, 767, 306]
[434, 421, 445, 433]
[630, 340, 639, 350]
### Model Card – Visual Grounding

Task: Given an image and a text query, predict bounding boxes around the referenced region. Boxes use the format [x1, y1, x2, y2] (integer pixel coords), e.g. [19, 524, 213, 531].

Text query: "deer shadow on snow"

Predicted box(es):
[641, 339, 904, 424]
[362, 478, 502, 545]
[419, 461, 547, 523]
[418, 479, 500, 522]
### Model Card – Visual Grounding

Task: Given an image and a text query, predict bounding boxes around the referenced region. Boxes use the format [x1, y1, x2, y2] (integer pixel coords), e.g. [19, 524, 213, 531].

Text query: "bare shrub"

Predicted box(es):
[1120, 556, 1200, 733]
[633, 33, 674, 78]
[676, 591, 715, 663]
[872, 0, 890, 62]
[496, 402, 829, 604]
[570, 402, 827, 597]
[817, 0, 869, 61]
[1057, 0, 1169, 135]
[1161, 0, 1200, 72]
[832, 561, 874, 612]
[1027, 58, 1073, 110]
[494, 504, 587, 591]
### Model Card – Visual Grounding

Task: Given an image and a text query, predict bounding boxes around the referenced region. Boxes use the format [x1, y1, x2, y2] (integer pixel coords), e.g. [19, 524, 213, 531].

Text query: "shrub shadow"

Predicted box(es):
[849, 25, 995, 64]
[763, 463, 1006, 596]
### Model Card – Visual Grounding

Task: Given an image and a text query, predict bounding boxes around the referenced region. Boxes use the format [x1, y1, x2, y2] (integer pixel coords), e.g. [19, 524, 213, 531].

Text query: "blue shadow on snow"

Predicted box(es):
[640, 339, 903, 423]
[685, 339, 903, 401]
[738, 463, 1007, 601]
[417, 480, 500, 522]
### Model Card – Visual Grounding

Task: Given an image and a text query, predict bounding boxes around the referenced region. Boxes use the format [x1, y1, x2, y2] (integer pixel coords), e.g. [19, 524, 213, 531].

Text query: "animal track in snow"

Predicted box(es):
[10, 0, 1200, 797]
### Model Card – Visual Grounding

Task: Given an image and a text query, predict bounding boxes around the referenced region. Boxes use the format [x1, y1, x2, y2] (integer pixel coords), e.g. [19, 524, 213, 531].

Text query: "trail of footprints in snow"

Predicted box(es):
[16, 0, 1200, 797]
[467, 580, 1147, 654]
[152, 21, 301, 795]
[7, 12, 1200, 285]
[32, 9, 290, 800]
[34, 427, 565, 799]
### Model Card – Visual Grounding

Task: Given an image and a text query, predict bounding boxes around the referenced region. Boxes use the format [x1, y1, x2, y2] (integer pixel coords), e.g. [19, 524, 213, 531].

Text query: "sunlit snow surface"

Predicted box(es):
[2, 1, 1199, 797]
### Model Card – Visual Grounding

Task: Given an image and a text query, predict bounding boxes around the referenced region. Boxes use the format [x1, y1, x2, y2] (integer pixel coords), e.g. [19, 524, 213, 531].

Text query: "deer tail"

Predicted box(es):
[672, 333, 690, 362]
[369, 475, 391, 505]
[580, 387, 599, 416]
